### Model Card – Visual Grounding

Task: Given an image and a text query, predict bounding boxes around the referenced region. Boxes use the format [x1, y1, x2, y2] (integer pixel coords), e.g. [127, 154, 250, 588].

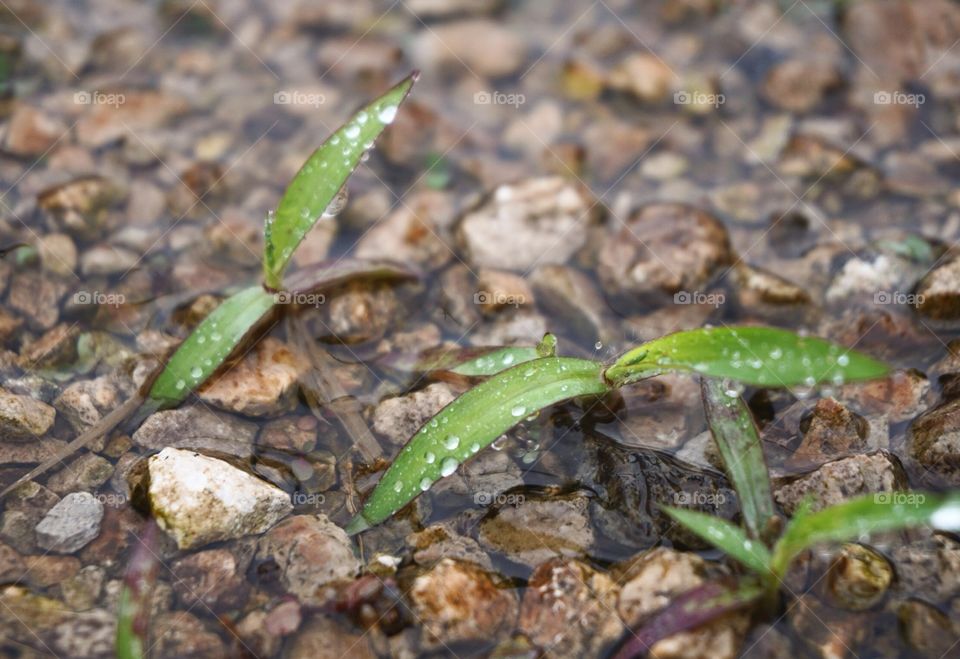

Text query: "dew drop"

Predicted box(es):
[378, 105, 398, 124]
[211, 332, 222, 342]
[594, 341, 603, 350]
[424, 451, 436, 464]
[393, 481, 403, 493]
[190, 366, 202, 380]
[511, 405, 526, 417]
[470, 442, 480, 454]
[837, 354, 850, 366]
[419, 477, 433, 491]
[440, 457, 458, 477]
[175, 379, 185, 390]
[502, 353, 515, 366]
[356, 111, 368, 124]
[443, 435, 460, 450]
[344, 124, 361, 140]
[196, 335, 206, 344]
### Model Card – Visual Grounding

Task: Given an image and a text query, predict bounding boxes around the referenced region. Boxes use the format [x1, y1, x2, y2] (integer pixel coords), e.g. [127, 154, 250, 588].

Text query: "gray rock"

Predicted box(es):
[909, 396, 960, 485]
[0, 388, 55, 440]
[35, 492, 104, 553]
[45, 453, 113, 496]
[132, 405, 257, 458]
[774, 452, 907, 515]
[530, 264, 617, 345]
[916, 257, 960, 320]
[372, 383, 456, 446]
[0, 481, 59, 553]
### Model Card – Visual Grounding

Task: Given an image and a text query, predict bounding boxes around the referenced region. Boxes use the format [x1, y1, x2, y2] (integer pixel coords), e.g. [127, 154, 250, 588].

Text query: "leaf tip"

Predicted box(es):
[344, 514, 371, 536]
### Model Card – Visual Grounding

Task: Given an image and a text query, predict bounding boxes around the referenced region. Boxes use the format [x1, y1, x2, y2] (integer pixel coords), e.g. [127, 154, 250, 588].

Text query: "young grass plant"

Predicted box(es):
[346, 326, 889, 532]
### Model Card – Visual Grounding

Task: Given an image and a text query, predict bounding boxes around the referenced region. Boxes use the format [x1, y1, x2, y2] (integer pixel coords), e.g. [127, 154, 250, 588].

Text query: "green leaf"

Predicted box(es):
[701, 378, 776, 542]
[147, 286, 276, 408]
[770, 492, 960, 578]
[450, 346, 542, 376]
[116, 521, 160, 659]
[662, 506, 772, 574]
[346, 357, 609, 532]
[604, 326, 889, 389]
[263, 72, 418, 288]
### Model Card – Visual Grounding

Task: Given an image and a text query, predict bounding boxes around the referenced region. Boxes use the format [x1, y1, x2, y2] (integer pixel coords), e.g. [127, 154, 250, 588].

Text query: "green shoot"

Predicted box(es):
[661, 507, 772, 575]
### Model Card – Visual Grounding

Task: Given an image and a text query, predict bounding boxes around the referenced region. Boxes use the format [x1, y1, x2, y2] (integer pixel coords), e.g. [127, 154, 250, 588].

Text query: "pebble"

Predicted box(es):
[35, 492, 104, 553]
[140, 448, 292, 550]
[916, 257, 960, 320]
[372, 383, 456, 447]
[1, 105, 66, 157]
[774, 452, 907, 515]
[53, 375, 122, 433]
[171, 548, 248, 611]
[0, 387, 56, 439]
[411, 19, 526, 77]
[198, 337, 303, 417]
[132, 405, 257, 458]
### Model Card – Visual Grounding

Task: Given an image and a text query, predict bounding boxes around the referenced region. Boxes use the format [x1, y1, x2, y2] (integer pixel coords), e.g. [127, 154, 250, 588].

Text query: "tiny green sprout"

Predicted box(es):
[347, 326, 890, 533]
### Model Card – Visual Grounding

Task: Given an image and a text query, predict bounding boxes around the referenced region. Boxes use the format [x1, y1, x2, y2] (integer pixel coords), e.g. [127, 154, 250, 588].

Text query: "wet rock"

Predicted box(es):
[79, 244, 139, 276]
[355, 189, 454, 269]
[408, 558, 518, 648]
[132, 405, 257, 458]
[790, 594, 867, 659]
[141, 447, 292, 550]
[915, 257, 960, 320]
[35, 492, 104, 553]
[1, 105, 66, 157]
[0, 542, 24, 582]
[607, 53, 675, 102]
[53, 375, 122, 433]
[762, 58, 841, 112]
[18, 323, 79, 369]
[287, 614, 375, 659]
[150, 610, 226, 657]
[825, 253, 916, 307]
[826, 543, 892, 611]
[458, 177, 597, 271]
[408, 524, 493, 569]
[774, 452, 907, 514]
[779, 134, 861, 179]
[518, 558, 622, 657]
[909, 396, 960, 485]
[430, 448, 524, 505]
[891, 533, 960, 602]
[530, 264, 617, 345]
[598, 203, 732, 301]
[235, 599, 302, 657]
[840, 369, 929, 423]
[0, 482, 59, 553]
[789, 398, 870, 467]
[0, 388, 55, 439]
[897, 599, 958, 657]
[7, 270, 67, 330]
[60, 565, 105, 611]
[583, 119, 652, 180]
[616, 548, 746, 658]
[0, 309, 22, 343]
[258, 415, 318, 453]
[254, 514, 359, 605]
[478, 493, 594, 568]
[75, 90, 189, 148]
[22, 554, 80, 588]
[406, 0, 501, 17]
[372, 383, 456, 447]
[732, 263, 811, 308]
[198, 337, 303, 417]
[36, 233, 78, 276]
[37, 176, 125, 238]
[45, 453, 113, 495]
[469, 309, 548, 346]
[476, 269, 535, 313]
[171, 547, 248, 611]
[320, 283, 397, 344]
[412, 19, 525, 77]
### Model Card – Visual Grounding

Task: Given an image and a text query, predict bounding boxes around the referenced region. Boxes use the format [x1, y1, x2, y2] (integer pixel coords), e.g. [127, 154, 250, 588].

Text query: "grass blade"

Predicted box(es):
[770, 492, 960, 578]
[147, 285, 275, 408]
[263, 72, 418, 288]
[116, 520, 160, 659]
[605, 326, 888, 389]
[661, 506, 772, 574]
[345, 356, 609, 532]
[701, 378, 775, 541]
[282, 257, 419, 295]
[451, 346, 541, 376]
[609, 578, 764, 659]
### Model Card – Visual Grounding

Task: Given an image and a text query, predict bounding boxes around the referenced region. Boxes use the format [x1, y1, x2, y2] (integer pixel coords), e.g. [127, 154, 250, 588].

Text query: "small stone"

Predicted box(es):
[36, 233, 78, 277]
[198, 337, 303, 417]
[790, 594, 866, 659]
[598, 203, 732, 300]
[0, 542, 24, 582]
[478, 493, 594, 568]
[518, 558, 622, 657]
[916, 257, 960, 320]
[319, 284, 397, 344]
[826, 543, 892, 611]
[254, 514, 359, 605]
[53, 375, 121, 433]
[372, 383, 456, 446]
[150, 610, 226, 657]
[411, 19, 526, 77]
[774, 452, 907, 515]
[45, 453, 113, 496]
[530, 264, 617, 345]
[141, 448, 292, 550]
[761, 57, 841, 112]
[909, 395, 960, 485]
[458, 177, 597, 271]
[355, 189, 454, 269]
[18, 323, 79, 369]
[171, 548, 248, 611]
[37, 176, 125, 238]
[258, 416, 318, 453]
[475, 269, 535, 313]
[79, 244, 139, 276]
[0, 388, 56, 440]
[788, 398, 870, 467]
[2, 105, 66, 157]
[409, 558, 518, 648]
[132, 405, 257, 458]
[60, 565, 105, 611]
[732, 263, 811, 307]
[75, 90, 189, 148]
[607, 53, 675, 102]
[22, 554, 80, 588]
[35, 492, 104, 553]
[7, 270, 67, 330]
[0, 482, 59, 553]
[407, 524, 494, 569]
[897, 599, 958, 656]
[287, 614, 375, 659]
[892, 533, 960, 602]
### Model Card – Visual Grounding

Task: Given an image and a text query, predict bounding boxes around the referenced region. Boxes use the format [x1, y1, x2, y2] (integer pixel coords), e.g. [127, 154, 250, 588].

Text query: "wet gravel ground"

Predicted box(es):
[2, 0, 960, 657]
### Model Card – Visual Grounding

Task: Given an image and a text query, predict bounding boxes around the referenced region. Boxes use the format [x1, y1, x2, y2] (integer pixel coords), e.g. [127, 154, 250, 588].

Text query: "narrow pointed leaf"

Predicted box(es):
[346, 357, 609, 532]
[451, 346, 542, 376]
[771, 492, 960, 578]
[701, 378, 775, 541]
[662, 506, 772, 574]
[116, 520, 160, 659]
[147, 286, 275, 408]
[263, 72, 418, 288]
[610, 578, 764, 659]
[605, 326, 888, 388]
